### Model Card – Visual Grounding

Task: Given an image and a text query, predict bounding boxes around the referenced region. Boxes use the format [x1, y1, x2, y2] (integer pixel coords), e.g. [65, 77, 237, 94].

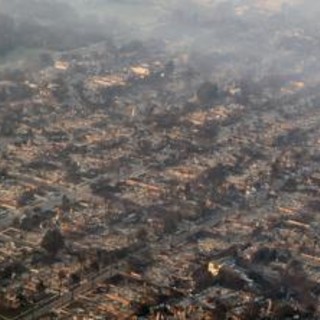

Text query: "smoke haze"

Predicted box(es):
[1, 0, 320, 90]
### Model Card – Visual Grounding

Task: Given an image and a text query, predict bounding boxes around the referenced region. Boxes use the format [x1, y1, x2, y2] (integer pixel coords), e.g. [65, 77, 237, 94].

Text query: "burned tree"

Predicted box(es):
[196, 81, 219, 105]
[41, 228, 65, 256]
[0, 112, 19, 137]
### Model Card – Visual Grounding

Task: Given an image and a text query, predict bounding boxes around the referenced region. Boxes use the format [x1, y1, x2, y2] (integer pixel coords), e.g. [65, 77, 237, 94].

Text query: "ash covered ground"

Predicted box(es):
[0, 0, 320, 319]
